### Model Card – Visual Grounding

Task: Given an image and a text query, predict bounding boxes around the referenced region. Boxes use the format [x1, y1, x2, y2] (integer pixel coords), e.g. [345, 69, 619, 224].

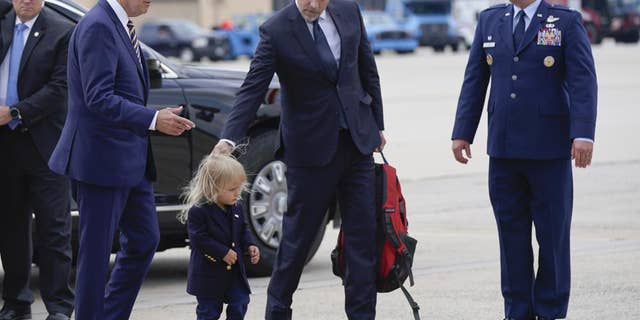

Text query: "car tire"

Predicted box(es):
[211, 39, 232, 61]
[238, 130, 327, 277]
[179, 47, 196, 62]
[395, 49, 415, 54]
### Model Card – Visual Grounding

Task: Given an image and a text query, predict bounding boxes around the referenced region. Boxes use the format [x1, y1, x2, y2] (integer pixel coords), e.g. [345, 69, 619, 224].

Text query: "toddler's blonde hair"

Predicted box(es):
[179, 154, 247, 223]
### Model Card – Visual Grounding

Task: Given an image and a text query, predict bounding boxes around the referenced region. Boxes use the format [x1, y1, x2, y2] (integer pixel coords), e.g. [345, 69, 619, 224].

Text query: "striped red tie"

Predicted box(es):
[127, 20, 141, 65]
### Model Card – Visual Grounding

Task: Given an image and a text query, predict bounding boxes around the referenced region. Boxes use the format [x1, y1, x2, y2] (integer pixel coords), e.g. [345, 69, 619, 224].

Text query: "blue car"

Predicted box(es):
[362, 11, 418, 54]
[213, 14, 269, 60]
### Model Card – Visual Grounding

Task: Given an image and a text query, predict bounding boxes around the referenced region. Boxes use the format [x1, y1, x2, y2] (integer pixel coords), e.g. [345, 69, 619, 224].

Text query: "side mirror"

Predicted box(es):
[147, 58, 163, 89]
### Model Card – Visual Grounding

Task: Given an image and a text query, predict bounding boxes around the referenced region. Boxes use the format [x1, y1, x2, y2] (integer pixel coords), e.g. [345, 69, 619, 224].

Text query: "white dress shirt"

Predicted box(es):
[296, 1, 341, 67]
[0, 15, 38, 106]
[512, 0, 542, 33]
[106, 0, 158, 131]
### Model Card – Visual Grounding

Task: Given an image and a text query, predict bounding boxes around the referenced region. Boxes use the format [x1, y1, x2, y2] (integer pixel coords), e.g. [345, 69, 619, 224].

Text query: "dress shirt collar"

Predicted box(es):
[15, 14, 39, 29]
[513, 0, 542, 20]
[106, 0, 130, 30]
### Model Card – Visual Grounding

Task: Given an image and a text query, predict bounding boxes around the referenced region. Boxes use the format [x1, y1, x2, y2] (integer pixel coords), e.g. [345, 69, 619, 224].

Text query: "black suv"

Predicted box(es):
[18, 0, 335, 276]
[139, 19, 231, 62]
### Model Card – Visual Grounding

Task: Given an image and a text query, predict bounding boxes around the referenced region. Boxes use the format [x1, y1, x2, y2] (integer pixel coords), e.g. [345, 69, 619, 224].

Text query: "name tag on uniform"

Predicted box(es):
[537, 27, 562, 46]
[483, 41, 496, 48]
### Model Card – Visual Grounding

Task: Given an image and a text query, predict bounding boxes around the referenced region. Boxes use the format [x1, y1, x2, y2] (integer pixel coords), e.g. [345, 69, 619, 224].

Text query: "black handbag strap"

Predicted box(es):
[400, 284, 421, 320]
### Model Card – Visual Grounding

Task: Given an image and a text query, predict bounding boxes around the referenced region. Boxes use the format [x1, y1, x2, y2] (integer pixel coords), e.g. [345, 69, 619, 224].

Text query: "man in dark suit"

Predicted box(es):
[213, 0, 386, 319]
[451, 0, 597, 319]
[0, 0, 74, 319]
[48, 0, 195, 318]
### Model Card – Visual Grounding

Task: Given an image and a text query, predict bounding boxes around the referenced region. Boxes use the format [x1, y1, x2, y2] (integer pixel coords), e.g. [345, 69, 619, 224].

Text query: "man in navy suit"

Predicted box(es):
[0, 0, 74, 319]
[451, 0, 597, 319]
[213, 0, 386, 319]
[48, 0, 195, 318]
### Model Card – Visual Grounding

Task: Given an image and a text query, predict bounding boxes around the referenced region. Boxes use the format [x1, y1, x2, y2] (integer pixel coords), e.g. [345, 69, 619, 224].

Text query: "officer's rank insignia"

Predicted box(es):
[537, 27, 562, 46]
[486, 54, 494, 66]
[544, 56, 555, 67]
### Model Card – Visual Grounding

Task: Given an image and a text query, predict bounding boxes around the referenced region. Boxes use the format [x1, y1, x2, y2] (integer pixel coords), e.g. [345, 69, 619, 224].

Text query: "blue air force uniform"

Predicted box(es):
[452, 0, 597, 318]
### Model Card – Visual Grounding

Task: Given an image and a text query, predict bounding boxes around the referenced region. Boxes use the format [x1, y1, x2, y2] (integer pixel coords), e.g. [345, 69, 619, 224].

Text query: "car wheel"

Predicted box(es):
[238, 130, 327, 277]
[211, 39, 232, 61]
[433, 45, 445, 52]
[179, 47, 195, 62]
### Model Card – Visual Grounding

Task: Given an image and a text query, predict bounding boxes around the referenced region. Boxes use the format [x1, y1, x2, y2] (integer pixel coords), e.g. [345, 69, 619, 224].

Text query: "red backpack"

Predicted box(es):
[331, 154, 420, 320]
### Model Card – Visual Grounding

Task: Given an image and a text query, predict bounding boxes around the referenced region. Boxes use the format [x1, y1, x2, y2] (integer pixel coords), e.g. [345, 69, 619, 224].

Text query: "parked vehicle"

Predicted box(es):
[362, 10, 418, 54]
[213, 14, 269, 60]
[139, 19, 231, 62]
[34, 0, 336, 276]
[582, 0, 640, 43]
[386, 0, 464, 51]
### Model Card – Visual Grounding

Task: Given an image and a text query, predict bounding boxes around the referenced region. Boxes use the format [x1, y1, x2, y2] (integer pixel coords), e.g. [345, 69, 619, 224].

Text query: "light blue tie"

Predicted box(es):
[5, 23, 28, 130]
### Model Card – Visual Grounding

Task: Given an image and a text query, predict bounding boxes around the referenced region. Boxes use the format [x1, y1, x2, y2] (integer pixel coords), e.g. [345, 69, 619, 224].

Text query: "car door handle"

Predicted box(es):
[190, 104, 219, 122]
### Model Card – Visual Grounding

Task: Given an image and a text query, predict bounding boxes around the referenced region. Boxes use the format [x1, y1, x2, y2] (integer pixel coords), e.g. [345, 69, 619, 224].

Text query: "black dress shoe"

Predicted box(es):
[46, 313, 70, 320]
[0, 307, 31, 320]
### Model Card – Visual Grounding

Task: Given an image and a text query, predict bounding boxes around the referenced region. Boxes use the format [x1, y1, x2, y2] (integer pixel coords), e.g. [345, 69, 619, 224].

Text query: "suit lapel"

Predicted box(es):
[99, 0, 146, 86]
[516, 1, 549, 55]
[18, 10, 46, 78]
[327, 3, 345, 82]
[287, 4, 332, 83]
[497, 4, 515, 53]
[0, 12, 16, 61]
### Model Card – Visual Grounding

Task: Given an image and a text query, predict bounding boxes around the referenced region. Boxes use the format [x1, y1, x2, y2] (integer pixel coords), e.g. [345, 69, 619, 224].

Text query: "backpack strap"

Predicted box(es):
[400, 284, 421, 320]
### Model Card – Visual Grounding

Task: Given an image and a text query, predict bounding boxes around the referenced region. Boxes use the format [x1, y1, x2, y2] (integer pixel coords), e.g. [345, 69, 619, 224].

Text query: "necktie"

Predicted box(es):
[312, 19, 338, 82]
[513, 10, 526, 50]
[127, 20, 142, 65]
[5, 23, 28, 130]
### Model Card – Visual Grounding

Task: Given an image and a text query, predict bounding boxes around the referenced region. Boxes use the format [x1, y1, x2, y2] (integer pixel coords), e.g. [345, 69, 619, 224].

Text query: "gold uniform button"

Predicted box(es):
[513, 56, 520, 62]
[231, 242, 235, 247]
[510, 93, 517, 99]
[544, 56, 555, 67]
[512, 75, 518, 81]
[226, 265, 232, 270]
[486, 54, 494, 66]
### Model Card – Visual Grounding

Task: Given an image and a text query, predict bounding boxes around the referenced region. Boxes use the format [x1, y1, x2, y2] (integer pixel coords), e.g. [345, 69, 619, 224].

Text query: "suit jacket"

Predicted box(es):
[222, 0, 384, 167]
[49, 0, 156, 187]
[186, 203, 255, 298]
[452, 1, 597, 159]
[0, 8, 73, 162]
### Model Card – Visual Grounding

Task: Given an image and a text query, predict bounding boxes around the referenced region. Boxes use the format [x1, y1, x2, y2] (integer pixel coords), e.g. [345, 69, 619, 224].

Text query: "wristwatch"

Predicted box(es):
[9, 107, 21, 121]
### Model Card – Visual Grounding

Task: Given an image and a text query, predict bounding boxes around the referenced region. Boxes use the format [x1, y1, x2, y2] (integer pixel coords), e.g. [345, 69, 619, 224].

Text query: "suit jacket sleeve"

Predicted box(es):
[187, 206, 230, 261]
[355, 2, 384, 131]
[241, 209, 256, 252]
[221, 25, 277, 142]
[451, 14, 491, 143]
[15, 28, 72, 128]
[564, 11, 597, 140]
[76, 22, 155, 136]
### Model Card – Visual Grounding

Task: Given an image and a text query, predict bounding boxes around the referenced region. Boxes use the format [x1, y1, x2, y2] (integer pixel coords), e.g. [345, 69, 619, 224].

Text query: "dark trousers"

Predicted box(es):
[266, 131, 377, 320]
[73, 178, 159, 320]
[196, 276, 250, 320]
[489, 158, 573, 319]
[0, 130, 73, 315]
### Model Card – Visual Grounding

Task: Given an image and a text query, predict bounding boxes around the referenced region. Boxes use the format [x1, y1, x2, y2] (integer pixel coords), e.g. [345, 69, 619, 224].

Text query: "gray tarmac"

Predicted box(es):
[3, 41, 639, 319]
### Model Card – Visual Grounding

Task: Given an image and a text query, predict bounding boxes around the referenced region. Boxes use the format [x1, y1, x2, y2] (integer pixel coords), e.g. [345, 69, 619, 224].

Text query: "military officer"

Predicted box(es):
[451, 0, 597, 319]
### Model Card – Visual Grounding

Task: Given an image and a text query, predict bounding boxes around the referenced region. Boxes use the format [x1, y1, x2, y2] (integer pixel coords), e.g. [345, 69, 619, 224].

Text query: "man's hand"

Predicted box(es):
[155, 106, 195, 136]
[375, 131, 387, 153]
[0, 107, 11, 126]
[248, 245, 260, 265]
[572, 140, 594, 168]
[452, 139, 472, 164]
[212, 140, 233, 156]
[223, 249, 238, 265]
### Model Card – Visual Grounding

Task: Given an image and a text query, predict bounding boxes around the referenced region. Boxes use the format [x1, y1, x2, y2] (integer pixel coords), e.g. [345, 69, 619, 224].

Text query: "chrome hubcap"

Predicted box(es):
[249, 161, 287, 248]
